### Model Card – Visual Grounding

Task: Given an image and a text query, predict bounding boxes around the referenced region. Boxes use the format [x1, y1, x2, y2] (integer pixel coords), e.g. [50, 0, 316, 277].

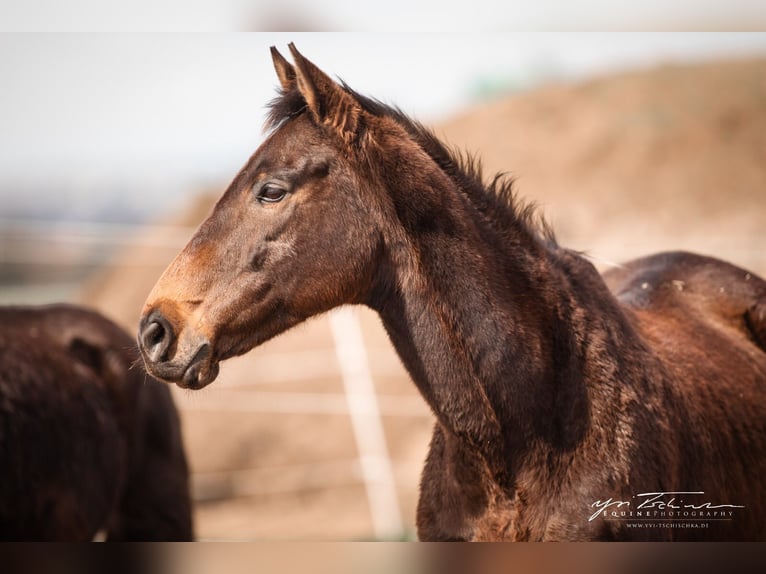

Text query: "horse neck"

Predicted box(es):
[365, 152, 633, 483]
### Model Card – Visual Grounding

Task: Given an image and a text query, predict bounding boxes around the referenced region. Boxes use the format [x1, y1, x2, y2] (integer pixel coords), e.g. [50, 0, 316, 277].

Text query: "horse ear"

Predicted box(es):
[270, 46, 295, 91]
[288, 43, 361, 139]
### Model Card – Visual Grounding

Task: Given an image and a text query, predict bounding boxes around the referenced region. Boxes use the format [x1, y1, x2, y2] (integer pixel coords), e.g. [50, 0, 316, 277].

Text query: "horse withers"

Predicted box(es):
[0, 304, 193, 541]
[138, 45, 766, 540]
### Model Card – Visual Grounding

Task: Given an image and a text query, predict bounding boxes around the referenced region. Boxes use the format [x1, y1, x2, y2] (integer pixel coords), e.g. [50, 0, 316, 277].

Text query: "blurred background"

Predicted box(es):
[2, 33, 766, 540]
[3, 1, 766, 31]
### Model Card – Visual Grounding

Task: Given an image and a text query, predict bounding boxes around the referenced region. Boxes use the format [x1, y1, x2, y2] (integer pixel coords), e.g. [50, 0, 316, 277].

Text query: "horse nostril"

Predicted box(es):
[140, 314, 175, 364]
[144, 322, 163, 346]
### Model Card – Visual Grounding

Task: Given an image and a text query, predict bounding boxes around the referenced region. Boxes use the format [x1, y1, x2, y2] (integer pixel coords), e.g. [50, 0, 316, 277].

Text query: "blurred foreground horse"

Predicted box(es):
[0, 304, 192, 540]
[138, 45, 766, 540]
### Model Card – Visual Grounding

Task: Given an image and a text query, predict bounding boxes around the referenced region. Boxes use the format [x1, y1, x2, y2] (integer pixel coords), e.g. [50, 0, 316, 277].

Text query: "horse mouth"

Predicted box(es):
[141, 342, 221, 390]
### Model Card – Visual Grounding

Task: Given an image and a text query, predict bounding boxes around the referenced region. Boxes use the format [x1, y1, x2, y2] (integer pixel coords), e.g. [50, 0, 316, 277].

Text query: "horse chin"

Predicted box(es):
[178, 358, 220, 390]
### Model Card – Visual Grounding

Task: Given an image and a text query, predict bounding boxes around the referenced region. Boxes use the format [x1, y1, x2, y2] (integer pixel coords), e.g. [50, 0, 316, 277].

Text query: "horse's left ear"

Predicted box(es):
[288, 43, 361, 139]
[271, 46, 295, 91]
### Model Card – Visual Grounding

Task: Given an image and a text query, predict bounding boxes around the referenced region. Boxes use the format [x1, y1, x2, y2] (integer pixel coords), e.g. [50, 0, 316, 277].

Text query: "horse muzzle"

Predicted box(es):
[138, 309, 220, 389]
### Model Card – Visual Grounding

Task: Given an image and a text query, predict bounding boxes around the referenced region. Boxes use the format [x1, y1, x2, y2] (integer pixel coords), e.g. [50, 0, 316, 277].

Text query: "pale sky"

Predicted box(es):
[2, 33, 765, 220]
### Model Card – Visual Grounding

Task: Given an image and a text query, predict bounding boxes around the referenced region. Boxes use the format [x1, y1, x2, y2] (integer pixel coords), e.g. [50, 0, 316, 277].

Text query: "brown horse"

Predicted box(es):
[0, 304, 193, 541]
[138, 44, 766, 541]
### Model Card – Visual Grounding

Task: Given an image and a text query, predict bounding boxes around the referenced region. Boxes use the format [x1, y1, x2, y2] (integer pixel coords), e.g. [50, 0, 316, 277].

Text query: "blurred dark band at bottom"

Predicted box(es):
[2, 545, 165, 574]
[5, 543, 766, 574]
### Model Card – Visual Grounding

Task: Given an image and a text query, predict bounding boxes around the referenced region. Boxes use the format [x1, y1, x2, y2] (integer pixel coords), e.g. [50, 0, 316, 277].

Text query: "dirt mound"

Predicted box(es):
[82, 58, 766, 540]
[439, 58, 766, 273]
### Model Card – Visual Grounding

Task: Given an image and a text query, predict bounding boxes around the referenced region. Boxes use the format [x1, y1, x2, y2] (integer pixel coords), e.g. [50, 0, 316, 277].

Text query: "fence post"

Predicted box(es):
[329, 306, 404, 539]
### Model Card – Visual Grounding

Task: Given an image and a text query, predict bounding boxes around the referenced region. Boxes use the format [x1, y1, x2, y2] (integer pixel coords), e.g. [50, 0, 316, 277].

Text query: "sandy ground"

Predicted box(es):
[83, 58, 766, 540]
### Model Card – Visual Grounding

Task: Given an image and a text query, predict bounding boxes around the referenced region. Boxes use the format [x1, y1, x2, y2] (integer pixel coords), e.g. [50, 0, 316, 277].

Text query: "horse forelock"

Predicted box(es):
[265, 87, 307, 131]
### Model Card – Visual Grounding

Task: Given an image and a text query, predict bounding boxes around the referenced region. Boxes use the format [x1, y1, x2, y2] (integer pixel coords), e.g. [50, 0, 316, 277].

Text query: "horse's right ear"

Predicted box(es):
[288, 43, 361, 140]
[271, 46, 296, 91]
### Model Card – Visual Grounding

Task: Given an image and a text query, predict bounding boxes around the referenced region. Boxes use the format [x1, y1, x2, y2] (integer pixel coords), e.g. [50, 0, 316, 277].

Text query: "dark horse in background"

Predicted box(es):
[138, 45, 766, 540]
[0, 304, 192, 540]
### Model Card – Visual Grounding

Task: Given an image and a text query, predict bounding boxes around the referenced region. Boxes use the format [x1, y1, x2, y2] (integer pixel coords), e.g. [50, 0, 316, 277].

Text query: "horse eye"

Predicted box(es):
[257, 184, 288, 204]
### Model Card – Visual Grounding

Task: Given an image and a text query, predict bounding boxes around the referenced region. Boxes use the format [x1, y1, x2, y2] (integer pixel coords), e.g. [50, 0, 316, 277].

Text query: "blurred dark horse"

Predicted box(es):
[0, 304, 192, 541]
[138, 44, 766, 540]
